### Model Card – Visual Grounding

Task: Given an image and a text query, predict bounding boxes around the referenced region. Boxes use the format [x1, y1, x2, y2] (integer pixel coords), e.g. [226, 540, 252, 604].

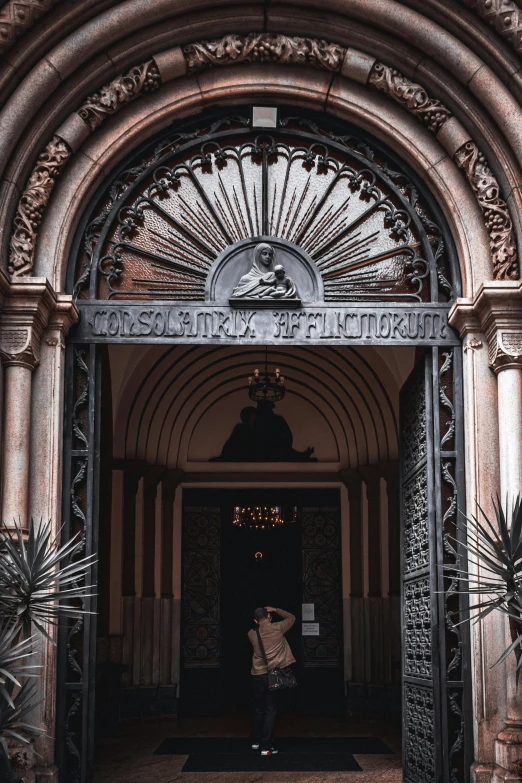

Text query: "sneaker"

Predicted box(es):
[251, 743, 260, 750]
[261, 748, 278, 756]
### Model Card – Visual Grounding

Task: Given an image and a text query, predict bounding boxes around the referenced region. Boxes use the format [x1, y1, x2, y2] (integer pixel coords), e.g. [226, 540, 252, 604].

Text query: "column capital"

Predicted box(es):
[0, 278, 78, 368]
[449, 281, 522, 373]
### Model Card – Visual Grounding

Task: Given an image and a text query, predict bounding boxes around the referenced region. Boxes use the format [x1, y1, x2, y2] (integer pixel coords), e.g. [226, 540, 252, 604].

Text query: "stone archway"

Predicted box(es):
[55, 108, 472, 783]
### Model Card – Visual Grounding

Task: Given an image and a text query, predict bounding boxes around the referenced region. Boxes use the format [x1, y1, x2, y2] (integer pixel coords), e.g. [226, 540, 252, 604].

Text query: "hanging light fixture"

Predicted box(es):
[233, 505, 284, 530]
[248, 347, 285, 403]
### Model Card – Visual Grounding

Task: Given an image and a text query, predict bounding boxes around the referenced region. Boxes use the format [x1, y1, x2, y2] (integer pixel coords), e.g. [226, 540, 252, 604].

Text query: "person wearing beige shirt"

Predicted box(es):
[247, 606, 296, 756]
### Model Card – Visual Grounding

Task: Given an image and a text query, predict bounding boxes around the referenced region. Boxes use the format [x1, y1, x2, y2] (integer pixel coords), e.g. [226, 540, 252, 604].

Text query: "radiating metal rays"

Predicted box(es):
[79, 120, 450, 302]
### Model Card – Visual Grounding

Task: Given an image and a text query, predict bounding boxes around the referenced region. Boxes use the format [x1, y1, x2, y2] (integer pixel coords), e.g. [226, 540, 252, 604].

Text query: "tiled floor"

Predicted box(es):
[94, 714, 403, 782]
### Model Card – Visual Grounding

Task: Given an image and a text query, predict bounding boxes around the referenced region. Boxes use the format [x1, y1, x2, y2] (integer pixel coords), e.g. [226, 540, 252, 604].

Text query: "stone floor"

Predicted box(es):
[94, 714, 403, 782]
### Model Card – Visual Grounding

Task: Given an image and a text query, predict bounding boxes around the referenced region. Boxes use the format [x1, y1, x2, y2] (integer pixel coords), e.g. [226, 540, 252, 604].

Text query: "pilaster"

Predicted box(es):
[450, 281, 522, 781]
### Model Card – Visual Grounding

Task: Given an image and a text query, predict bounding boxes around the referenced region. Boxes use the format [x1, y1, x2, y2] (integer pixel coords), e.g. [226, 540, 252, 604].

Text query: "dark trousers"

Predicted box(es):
[250, 674, 277, 749]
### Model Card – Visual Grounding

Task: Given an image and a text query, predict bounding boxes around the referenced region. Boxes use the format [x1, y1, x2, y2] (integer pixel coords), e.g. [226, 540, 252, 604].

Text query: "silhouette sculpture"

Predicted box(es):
[209, 401, 315, 462]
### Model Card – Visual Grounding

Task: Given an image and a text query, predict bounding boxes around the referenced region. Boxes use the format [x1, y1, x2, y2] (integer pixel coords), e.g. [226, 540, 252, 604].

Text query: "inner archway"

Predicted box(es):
[58, 107, 470, 783]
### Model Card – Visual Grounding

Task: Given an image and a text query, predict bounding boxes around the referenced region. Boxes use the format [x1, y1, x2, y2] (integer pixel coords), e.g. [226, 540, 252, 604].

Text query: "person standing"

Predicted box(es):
[247, 606, 296, 756]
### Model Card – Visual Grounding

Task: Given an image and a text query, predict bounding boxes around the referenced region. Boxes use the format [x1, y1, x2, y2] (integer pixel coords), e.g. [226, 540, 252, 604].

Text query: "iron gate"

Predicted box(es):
[400, 348, 472, 783]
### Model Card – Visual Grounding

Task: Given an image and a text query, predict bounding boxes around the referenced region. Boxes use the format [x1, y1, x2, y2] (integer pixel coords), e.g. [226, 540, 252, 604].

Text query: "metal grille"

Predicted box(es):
[301, 506, 342, 667]
[181, 507, 221, 668]
[56, 345, 100, 783]
[400, 349, 471, 783]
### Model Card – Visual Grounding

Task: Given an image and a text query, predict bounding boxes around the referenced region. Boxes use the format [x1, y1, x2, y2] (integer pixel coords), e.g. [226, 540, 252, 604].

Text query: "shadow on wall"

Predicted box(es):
[209, 400, 316, 462]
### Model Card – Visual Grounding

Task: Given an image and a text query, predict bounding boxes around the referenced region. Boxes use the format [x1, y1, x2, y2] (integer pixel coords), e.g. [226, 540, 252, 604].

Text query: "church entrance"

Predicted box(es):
[56, 107, 472, 783]
[180, 488, 343, 718]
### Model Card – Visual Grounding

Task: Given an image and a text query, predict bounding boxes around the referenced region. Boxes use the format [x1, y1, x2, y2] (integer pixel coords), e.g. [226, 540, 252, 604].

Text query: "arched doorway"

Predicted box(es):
[57, 108, 471, 782]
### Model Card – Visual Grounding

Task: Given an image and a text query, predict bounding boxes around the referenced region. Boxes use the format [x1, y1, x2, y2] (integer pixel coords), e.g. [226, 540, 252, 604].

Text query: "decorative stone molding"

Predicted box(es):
[365, 60, 517, 281]
[9, 136, 71, 277]
[77, 60, 161, 131]
[463, 336, 483, 353]
[7, 35, 519, 284]
[449, 280, 522, 372]
[184, 33, 345, 72]
[458, 0, 522, 58]
[0, 278, 71, 369]
[454, 142, 517, 281]
[0, 0, 58, 56]
[368, 62, 452, 133]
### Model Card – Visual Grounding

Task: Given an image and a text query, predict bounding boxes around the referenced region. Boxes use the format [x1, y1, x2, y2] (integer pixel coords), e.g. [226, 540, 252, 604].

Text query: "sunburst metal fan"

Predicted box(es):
[86, 119, 450, 303]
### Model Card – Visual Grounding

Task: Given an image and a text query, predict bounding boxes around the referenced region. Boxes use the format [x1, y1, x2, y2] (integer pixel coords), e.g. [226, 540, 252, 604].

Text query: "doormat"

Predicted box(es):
[154, 736, 392, 755]
[181, 751, 362, 772]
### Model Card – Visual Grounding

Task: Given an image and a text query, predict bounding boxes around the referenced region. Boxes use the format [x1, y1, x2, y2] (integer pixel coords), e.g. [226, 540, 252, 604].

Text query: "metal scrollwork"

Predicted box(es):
[78, 119, 446, 303]
[404, 685, 436, 783]
[182, 508, 221, 667]
[301, 508, 342, 667]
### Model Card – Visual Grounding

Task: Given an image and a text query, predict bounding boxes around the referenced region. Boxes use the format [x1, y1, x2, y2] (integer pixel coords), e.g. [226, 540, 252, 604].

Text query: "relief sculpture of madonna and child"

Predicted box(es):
[229, 242, 301, 307]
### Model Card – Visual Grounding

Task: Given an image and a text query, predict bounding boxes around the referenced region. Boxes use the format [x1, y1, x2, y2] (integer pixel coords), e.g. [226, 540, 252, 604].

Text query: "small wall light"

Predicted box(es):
[252, 106, 278, 128]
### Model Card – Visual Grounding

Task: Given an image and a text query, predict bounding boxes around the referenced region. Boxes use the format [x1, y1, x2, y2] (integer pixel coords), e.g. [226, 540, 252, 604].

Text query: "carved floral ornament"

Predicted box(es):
[7, 33, 519, 282]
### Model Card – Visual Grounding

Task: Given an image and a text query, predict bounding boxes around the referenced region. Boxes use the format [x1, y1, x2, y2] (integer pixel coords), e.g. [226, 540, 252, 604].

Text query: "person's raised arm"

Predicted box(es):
[267, 606, 295, 633]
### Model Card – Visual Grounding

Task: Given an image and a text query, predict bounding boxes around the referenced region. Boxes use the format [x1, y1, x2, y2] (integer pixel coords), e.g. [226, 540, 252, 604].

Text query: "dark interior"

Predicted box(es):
[180, 488, 343, 718]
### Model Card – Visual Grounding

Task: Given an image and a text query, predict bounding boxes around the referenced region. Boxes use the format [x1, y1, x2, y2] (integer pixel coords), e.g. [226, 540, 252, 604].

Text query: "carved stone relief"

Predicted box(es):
[7, 34, 519, 283]
[77, 61, 161, 131]
[0, 0, 58, 56]
[458, 0, 522, 57]
[368, 63, 452, 133]
[184, 33, 345, 72]
[488, 329, 522, 371]
[0, 326, 39, 367]
[9, 136, 71, 277]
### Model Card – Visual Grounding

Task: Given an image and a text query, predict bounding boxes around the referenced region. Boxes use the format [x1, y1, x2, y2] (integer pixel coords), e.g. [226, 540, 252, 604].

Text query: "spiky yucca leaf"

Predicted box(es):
[0, 623, 40, 708]
[0, 519, 96, 641]
[0, 680, 43, 759]
[448, 495, 522, 679]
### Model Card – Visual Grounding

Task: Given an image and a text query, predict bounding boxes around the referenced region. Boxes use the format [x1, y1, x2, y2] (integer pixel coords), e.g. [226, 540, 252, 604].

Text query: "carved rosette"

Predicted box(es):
[9, 136, 71, 277]
[0, 326, 40, 368]
[368, 62, 452, 133]
[184, 33, 345, 72]
[488, 330, 522, 372]
[77, 60, 161, 131]
[454, 142, 517, 280]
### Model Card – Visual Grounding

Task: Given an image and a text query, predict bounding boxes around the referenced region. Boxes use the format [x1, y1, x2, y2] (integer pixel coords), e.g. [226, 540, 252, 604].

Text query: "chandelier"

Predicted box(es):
[248, 347, 285, 403]
[233, 506, 284, 530]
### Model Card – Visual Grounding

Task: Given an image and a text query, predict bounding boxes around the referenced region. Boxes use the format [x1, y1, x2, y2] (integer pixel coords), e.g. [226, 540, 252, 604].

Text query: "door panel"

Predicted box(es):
[400, 348, 471, 783]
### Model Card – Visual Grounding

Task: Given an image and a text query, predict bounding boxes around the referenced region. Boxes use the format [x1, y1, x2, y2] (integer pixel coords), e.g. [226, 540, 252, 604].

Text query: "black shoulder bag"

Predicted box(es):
[255, 626, 297, 691]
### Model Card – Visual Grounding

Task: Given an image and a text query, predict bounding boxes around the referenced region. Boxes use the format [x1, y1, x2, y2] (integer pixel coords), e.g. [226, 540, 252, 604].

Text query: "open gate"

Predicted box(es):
[400, 348, 472, 783]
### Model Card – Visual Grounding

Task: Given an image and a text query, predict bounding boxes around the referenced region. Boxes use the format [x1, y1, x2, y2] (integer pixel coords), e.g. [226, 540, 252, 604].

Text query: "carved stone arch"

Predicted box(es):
[35, 66, 490, 297]
[7, 35, 516, 290]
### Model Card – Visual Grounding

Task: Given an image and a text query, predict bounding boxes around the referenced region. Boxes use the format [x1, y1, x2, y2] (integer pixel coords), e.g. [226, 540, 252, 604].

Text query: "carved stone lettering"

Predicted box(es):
[78, 304, 457, 345]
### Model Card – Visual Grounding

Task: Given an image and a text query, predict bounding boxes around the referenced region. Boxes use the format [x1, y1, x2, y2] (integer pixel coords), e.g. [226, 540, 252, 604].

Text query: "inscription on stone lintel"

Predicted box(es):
[74, 304, 458, 345]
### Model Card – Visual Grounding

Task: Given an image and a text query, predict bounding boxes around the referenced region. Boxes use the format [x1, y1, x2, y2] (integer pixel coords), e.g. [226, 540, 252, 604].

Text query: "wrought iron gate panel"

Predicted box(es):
[301, 507, 342, 667]
[181, 507, 221, 668]
[400, 349, 471, 783]
[57, 344, 101, 783]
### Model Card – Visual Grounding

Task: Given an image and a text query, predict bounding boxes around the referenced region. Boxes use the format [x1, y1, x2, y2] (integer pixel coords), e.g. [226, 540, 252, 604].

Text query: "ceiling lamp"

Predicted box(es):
[248, 347, 285, 403]
[233, 506, 284, 530]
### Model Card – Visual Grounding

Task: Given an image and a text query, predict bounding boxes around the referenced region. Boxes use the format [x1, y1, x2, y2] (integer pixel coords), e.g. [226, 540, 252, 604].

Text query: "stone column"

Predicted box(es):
[451, 282, 522, 782]
[0, 278, 57, 528]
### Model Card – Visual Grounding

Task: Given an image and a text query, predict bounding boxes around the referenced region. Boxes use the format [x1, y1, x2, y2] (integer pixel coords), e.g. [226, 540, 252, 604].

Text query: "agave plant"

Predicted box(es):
[0, 519, 95, 780]
[451, 496, 522, 679]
